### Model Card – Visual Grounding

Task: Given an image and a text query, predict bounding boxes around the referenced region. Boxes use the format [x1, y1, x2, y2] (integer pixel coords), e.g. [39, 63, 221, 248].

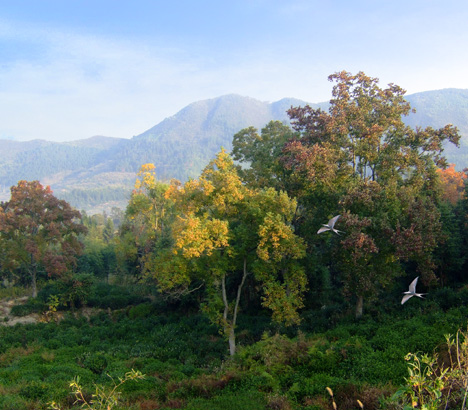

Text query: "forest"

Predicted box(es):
[0, 71, 468, 410]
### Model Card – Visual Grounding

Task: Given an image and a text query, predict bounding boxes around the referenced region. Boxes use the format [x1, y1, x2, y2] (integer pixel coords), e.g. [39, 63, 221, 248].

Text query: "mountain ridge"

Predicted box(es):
[1, 89, 467, 213]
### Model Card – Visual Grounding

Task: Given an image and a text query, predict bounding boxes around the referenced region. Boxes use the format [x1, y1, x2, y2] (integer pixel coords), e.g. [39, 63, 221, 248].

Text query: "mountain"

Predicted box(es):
[0, 90, 467, 213]
[105, 95, 325, 181]
[405, 89, 468, 167]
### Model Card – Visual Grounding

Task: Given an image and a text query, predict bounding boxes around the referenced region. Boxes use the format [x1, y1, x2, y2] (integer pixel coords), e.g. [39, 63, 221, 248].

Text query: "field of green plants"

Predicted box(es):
[1, 281, 468, 410]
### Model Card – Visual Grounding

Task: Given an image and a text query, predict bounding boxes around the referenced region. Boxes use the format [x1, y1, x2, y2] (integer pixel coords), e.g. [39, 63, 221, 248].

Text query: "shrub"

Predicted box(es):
[10, 298, 45, 316]
[77, 352, 109, 375]
[387, 328, 468, 410]
[18, 380, 48, 400]
[128, 303, 155, 320]
[0, 394, 30, 410]
[87, 283, 147, 310]
[49, 369, 145, 410]
[184, 390, 266, 410]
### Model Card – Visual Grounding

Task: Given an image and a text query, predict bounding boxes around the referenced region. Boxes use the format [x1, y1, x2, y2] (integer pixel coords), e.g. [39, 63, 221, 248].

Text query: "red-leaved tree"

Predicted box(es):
[0, 180, 87, 297]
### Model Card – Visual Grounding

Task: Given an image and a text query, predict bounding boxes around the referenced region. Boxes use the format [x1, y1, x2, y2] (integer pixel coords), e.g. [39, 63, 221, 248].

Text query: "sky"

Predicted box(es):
[1, 0, 467, 142]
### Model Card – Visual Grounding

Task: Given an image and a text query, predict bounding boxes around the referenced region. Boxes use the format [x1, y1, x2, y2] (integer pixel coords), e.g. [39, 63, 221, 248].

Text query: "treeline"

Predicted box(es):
[2, 72, 468, 345]
[112, 71, 468, 355]
[58, 186, 132, 210]
[0, 144, 104, 186]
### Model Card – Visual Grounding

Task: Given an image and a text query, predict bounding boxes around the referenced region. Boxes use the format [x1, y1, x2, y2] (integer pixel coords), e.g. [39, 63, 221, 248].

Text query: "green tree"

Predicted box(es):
[78, 212, 117, 278]
[161, 149, 306, 355]
[231, 120, 297, 191]
[0, 180, 87, 297]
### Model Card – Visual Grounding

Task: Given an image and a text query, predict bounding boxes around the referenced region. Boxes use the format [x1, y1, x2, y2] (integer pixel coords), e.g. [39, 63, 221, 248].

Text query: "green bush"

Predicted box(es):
[288, 373, 344, 400]
[77, 352, 109, 374]
[18, 380, 48, 400]
[10, 298, 46, 316]
[0, 394, 30, 410]
[128, 303, 155, 319]
[87, 282, 147, 309]
[184, 390, 267, 410]
[37, 282, 63, 304]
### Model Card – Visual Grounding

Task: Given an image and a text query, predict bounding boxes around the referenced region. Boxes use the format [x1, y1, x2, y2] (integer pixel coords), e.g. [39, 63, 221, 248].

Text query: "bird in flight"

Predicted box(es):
[401, 276, 426, 305]
[317, 215, 344, 235]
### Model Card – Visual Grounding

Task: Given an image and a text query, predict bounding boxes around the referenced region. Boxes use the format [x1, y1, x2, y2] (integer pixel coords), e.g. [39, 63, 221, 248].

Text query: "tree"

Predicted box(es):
[79, 212, 117, 278]
[0, 181, 87, 297]
[116, 164, 174, 278]
[436, 164, 467, 205]
[282, 71, 461, 317]
[231, 120, 297, 191]
[161, 149, 306, 355]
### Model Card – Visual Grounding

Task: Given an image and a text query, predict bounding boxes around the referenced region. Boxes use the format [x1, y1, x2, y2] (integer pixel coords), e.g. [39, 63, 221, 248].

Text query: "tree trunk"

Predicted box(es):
[228, 327, 236, 356]
[31, 267, 37, 298]
[355, 295, 363, 318]
[221, 275, 235, 355]
[221, 260, 249, 356]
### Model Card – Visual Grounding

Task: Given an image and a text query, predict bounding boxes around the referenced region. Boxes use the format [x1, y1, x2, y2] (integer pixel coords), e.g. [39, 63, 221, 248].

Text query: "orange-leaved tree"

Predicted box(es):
[436, 164, 467, 205]
[0, 181, 87, 297]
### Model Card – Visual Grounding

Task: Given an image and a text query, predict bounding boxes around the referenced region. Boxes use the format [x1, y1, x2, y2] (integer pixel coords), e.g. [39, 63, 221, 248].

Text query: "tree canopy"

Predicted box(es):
[0, 180, 87, 297]
[143, 149, 306, 355]
[232, 71, 462, 318]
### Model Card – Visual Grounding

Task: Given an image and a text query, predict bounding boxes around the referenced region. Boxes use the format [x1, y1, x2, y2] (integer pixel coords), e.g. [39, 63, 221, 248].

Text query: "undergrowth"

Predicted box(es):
[1, 284, 468, 409]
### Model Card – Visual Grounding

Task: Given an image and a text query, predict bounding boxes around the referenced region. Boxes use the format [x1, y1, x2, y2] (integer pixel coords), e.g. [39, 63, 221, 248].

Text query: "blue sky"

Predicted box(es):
[1, 0, 467, 142]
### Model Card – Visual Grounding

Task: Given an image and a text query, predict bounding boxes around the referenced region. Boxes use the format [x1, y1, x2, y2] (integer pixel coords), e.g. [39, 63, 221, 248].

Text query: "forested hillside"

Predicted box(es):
[405, 88, 468, 169]
[0, 89, 467, 213]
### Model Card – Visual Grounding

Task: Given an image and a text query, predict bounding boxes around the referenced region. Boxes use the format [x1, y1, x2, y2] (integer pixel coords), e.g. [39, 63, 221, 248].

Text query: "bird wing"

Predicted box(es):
[408, 277, 419, 293]
[328, 215, 341, 229]
[401, 294, 413, 305]
[317, 226, 330, 234]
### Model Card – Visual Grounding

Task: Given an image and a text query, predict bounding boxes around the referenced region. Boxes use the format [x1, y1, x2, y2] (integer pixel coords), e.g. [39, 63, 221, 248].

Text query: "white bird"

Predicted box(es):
[401, 276, 426, 305]
[317, 215, 344, 235]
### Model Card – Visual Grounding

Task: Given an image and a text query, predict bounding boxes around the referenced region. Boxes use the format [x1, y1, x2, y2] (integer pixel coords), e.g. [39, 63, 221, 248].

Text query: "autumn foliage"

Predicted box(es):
[436, 164, 467, 204]
[0, 180, 86, 297]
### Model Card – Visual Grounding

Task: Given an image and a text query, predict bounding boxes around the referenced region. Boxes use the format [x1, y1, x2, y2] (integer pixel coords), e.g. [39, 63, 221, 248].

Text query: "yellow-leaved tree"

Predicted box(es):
[160, 149, 306, 355]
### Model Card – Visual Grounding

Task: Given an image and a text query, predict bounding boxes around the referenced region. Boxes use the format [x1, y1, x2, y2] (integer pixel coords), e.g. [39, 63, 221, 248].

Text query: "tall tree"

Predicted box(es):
[282, 71, 461, 317]
[231, 120, 297, 191]
[0, 181, 87, 297]
[161, 149, 306, 355]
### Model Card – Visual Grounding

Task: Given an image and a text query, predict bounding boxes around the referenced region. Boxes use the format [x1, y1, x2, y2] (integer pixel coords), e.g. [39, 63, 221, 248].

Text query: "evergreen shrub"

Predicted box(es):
[128, 302, 155, 319]
[10, 298, 45, 316]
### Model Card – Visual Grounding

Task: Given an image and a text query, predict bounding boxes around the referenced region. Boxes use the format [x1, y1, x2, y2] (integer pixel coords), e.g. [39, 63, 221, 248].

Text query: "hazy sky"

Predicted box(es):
[1, 0, 467, 142]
